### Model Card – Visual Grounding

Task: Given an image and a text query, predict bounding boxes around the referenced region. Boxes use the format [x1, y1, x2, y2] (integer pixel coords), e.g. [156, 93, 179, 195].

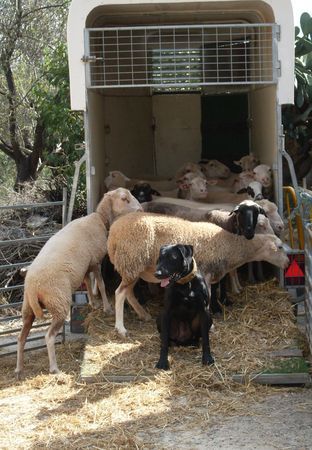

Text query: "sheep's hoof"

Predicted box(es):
[49, 367, 60, 375]
[142, 312, 152, 322]
[15, 370, 24, 381]
[105, 306, 114, 316]
[115, 327, 128, 339]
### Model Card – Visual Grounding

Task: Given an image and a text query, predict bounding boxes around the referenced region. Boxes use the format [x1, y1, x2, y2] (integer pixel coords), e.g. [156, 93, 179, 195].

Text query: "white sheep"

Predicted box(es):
[186, 176, 250, 203]
[105, 170, 176, 192]
[107, 212, 289, 337]
[174, 162, 203, 180]
[234, 153, 260, 171]
[200, 159, 232, 179]
[15, 188, 142, 377]
[253, 164, 273, 188]
[256, 199, 284, 235]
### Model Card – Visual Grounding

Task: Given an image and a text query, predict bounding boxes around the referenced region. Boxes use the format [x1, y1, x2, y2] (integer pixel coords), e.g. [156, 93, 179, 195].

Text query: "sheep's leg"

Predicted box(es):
[229, 270, 241, 294]
[126, 284, 151, 321]
[84, 273, 97, 308]
[45, 319, 64, 374]
[92, 265, 113, 314]
[15, 311, 35, 379]
[115, 280, 151, 337]
[210, 283, 222, 314]
[234, 270, 243, 292]
[115, 282, 132, 337]
[255, 261, 265, 282]
[248, 262, 257, 284]
[219, 276, 233, 306]
[89, 271, 98, 296]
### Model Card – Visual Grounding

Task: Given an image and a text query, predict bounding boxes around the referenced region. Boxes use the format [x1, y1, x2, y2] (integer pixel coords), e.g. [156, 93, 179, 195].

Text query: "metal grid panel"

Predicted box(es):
[85, 24, 278, 89]
[304, 223, 312, 353]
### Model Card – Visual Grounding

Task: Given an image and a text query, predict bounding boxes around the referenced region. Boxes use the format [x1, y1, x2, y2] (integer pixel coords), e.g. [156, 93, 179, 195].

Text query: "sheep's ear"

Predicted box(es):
[233, 160, 241, 166]
[152, 189, 161, 196]
[259, 207, 267, 217]
[229, 204, 240, 215]
[207, 179, 218, 186]
[246, 186, 254, 197]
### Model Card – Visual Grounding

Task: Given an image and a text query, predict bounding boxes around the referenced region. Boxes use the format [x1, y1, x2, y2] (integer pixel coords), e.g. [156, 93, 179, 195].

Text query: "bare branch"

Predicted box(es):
[22, 2, 70, 19]
[0, 139, 15, 159]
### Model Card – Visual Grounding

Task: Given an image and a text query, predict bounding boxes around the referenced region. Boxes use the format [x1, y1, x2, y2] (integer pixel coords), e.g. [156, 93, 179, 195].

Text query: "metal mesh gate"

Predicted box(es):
[84, 23, 279, 89]
[304, 223, 312, 353]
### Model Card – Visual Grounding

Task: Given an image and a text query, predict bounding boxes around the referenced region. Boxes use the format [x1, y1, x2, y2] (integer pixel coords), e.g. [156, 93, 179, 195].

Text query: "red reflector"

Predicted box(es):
[285, 259, 304, 278]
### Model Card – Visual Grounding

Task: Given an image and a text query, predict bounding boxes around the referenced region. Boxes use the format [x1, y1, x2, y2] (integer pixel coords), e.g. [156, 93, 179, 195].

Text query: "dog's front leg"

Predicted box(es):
[155, 308, 171, 370]
[200, 309, 214, 366]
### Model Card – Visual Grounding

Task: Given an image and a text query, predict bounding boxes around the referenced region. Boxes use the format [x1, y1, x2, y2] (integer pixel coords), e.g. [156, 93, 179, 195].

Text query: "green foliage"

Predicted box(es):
[295, 12, 312, 107]
[32, 42, 86, 215]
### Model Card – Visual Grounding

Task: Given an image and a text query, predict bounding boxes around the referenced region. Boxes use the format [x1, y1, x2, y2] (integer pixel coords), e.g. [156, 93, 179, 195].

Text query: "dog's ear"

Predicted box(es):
[178, 244, 193, 259]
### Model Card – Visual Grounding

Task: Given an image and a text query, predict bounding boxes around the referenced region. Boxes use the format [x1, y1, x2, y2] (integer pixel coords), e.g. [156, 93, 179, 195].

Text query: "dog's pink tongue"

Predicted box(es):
[160, 278, 170, 288]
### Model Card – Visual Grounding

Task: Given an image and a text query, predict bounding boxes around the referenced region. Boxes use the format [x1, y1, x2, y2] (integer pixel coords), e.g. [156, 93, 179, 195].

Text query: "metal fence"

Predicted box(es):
[84, 23, 279, 89]
[0, 190, 67, 357]
[305, 222, 312, 353]
[283, 186, 312, 353]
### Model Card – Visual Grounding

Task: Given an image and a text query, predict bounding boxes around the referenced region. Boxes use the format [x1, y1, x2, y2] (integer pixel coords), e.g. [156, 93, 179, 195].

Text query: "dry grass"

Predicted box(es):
[0, 279, 308, 449]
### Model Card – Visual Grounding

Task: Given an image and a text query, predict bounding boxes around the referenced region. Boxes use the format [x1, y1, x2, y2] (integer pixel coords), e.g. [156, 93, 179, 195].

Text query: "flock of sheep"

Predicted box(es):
[15, 155, 289, 378]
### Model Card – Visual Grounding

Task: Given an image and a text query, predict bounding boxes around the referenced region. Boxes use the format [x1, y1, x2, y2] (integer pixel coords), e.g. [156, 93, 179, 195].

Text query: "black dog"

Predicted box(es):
[154, 244, 214, 370]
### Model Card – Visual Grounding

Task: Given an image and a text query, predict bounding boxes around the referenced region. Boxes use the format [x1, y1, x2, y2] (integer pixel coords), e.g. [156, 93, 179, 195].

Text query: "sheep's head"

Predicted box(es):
[131, 182, 160, 203]
[259, 235, 289, 269]
[98, 188, 142, 226]
[201, 160, 231, 179]
[104, 170, 129, 190]
[252, 164, 272, 188]
[256, 199, 284, 236]
[230, 200, 267, 240]
[234, 153, 260, 171]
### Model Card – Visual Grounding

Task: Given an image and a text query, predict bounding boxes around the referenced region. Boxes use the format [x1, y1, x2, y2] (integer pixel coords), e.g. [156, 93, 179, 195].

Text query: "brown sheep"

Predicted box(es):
[107, 212, 289, 337]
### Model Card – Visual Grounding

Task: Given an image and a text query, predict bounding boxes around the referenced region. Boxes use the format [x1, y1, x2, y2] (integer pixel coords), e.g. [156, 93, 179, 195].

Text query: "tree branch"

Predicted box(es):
[22, 2, 70, 19]
[0, 139, 15, 160]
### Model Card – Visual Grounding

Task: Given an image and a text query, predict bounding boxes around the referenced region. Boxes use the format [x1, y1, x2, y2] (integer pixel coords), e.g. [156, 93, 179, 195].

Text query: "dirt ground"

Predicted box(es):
[1, 280, 311, 449]
[139, 389, 312, 449]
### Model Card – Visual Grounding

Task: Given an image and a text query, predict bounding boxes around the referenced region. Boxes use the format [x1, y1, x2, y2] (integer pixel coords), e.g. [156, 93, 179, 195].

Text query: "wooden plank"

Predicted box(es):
[266, 348, 303, 358]
[232, 373, 312, 385]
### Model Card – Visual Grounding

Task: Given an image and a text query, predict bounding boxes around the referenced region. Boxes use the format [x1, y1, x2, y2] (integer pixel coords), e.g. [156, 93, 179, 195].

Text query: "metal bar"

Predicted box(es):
[0, 315, 22, 322]
[0, 284, 24, 293]
[0, 301, 23, 309]
[0, 201, 64, 210]
[0, 337, 63, 357]
[0, 321, 53, 336]
[0, 261, 30, 270]
[0, 234, 53, 247]
[62, 187, 68, 227]
[87, 24, 276, 32]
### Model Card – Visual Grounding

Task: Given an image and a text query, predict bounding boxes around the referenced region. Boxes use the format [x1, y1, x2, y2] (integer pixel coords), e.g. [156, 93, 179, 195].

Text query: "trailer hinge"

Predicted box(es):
[81, 55, 103, 63]
[276, 60, 282, 77]
[275, 24, 281, 41]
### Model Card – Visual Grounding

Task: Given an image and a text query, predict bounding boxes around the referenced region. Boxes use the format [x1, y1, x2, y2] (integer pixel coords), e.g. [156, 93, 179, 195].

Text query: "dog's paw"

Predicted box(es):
[155, 359, 170, 370]
[202, 354, 214, 366]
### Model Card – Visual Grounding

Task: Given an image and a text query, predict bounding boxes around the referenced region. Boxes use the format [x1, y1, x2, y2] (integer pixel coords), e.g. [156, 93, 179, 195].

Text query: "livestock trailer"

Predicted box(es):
[67, 0, 294, 213]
